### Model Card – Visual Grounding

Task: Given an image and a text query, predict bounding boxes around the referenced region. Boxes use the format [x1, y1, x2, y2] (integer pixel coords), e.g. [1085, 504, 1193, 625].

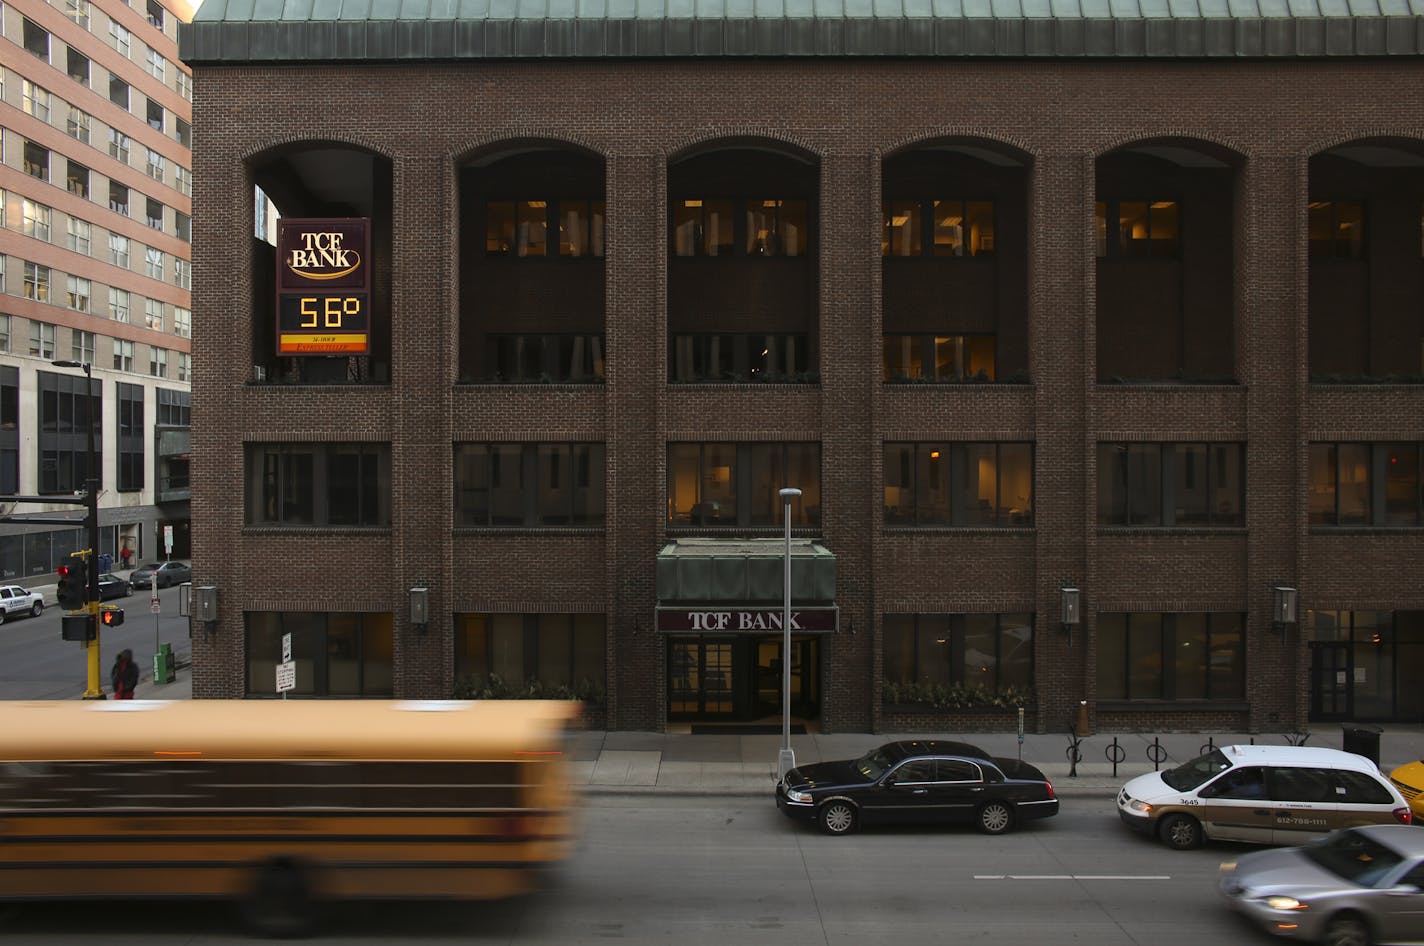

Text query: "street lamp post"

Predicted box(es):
[51, 360, 103, 698]
[777, 487, 801, 781]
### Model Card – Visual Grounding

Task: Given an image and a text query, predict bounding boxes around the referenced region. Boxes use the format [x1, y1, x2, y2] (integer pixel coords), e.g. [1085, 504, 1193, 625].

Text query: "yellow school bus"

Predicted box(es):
[0, 699, 580, 935]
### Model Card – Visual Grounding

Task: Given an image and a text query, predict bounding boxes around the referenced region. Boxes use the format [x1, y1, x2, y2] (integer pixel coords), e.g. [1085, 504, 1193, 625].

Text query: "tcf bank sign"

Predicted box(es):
[656, 608, 838, 633]
[276, 218, 371, 355]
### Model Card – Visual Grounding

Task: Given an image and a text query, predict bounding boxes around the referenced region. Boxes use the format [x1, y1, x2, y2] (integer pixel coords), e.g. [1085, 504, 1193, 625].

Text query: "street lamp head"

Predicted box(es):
[51, 359, 91, 373]
[779, 487, 802, 500]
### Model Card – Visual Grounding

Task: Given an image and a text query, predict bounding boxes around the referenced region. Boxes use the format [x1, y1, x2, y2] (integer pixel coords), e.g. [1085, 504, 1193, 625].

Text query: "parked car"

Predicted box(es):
[1118, 744, 1411, 851]
[0, 585, 45, 624]
[128, 561, 192, 589]
[1219, 824, 1424, 946]
[1389, 760, 1424, 820]
[776, 739, 1058, 836]
[96, 572, 132, 601]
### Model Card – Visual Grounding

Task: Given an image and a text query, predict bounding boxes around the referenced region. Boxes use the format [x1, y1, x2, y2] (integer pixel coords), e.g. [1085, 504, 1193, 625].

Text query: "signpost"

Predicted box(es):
[276, 632, 295, 698]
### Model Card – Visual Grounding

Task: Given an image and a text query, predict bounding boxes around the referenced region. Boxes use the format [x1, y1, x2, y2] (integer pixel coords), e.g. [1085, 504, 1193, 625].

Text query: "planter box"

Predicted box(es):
[881, 705, 1030, 733]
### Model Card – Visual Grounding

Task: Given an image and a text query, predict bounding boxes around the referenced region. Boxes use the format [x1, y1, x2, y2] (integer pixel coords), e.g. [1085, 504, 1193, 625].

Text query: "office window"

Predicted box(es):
[881, 199, 995, 257]
[454, 443, 605, 527]
[66, 276, 90, 312]
[667, 442, 820, 528]
[117, 382, 143, 491]
[144, 298, 162, 330]
[22, 18, 50, 60]
[23, 141, 49, 181]
[1095, 200, 1181, 258]
[109, 182, 130, 216]
[1309, 201, 1365, 260]
[109, 288, 130, 323]
[454, 613, 605, 692]
[37, 370, 102, 494]
[67, 161, 90, 199]
[884, 442, 1033, 527]
[109, 233, 130, 267]
[672, 198, 807, 257]
[149, 346, 167, 377]
[174, 166, 191, 196]
[481, 334, 604, 383]
[145, 197, 163, 230]
[29, 321, 56, 358]
[883, 334, 996, 383]
[24, 263, 51, 303]
[174, 212, 190, 243]
[67, 48, 90, 86]
[669, 334, 811, 383]
[145, 98, 163, 133]
[22, 200, 52, 241]
[109, 21, 131, 56]
[109, 75, 130, 111]
[22, 80, 51, 122]
[1309, 442, 1423, 527]
[66, 106, 91, 144]
[71, 329, 95, 362]
[66, 0, 92, 28]
[174, 118, 191, 148]
[1098, 442, 1244, 527]
[144, 246, 164, 279]
[144, 46, 165, 82]
[0, 315, 9, 353]
[1097, 612, 1245, 701]
[883, 613, 1033, 692]
[0, 365, 17, 494]
[245, 612, 394, 698]
[109, 128, 130, 164]
[145, 148, 165, 182]
[113, 339, 134, 371]
[245, 443, 392, 528]
[172, 306, 190, 338]
[484, 199, 605, 258]
[176, 72, 191, 101]
[173, 257, 190, 289]
[176, 351, 190, 381]
[146, 0, 165, 29]
[67, 218, 91, 256]
[156, 387, 189, 426]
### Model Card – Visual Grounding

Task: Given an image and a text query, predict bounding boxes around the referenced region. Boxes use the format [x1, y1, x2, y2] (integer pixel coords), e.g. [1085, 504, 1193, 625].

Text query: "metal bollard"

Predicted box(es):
[1105, 737, 1125, 778]
[1066, 729, 1084, 778]
[1147, 737, 1168, 772]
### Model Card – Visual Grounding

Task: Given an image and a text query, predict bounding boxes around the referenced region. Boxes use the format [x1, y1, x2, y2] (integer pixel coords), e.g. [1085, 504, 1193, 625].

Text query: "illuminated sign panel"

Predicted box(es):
[276, 218, 370, 356]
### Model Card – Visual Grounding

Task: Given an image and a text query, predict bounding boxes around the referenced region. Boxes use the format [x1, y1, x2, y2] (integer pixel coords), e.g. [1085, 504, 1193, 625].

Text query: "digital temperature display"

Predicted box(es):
[277, 294, 369, 354]
[276, 218, 371, 356]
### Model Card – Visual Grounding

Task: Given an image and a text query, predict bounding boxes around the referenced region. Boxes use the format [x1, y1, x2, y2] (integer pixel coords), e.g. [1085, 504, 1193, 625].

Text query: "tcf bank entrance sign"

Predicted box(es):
[276, 218, 371, 355]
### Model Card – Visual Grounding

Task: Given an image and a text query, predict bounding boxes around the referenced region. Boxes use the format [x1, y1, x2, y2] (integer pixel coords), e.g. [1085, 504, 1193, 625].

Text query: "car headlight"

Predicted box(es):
[1263, 896, 1307, 911]
[1127, 799, 1153, 813]
[784, 787, 813, 803]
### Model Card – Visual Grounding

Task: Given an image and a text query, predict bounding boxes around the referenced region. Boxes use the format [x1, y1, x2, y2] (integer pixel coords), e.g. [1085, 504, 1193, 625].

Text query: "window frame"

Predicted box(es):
[453, 442, 606, 529]
[245, 442, 393, 529]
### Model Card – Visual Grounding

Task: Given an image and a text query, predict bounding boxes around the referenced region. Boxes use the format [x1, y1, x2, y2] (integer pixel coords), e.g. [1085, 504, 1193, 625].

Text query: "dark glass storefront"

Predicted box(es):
[1307, 610, 1424, 722]
[667, 635, 821, 721]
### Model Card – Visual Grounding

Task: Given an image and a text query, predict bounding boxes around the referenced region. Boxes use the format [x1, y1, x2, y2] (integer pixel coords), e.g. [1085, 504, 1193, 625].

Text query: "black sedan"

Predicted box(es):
[96, 572, 132, 600]
[776, 740, 1059, 836]
[128, 561, 191, 589]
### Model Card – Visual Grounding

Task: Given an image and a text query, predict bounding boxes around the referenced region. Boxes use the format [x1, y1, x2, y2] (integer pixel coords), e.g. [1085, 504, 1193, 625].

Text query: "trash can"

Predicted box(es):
[153, 643, 176, 685]
[1342, 724, 1383, 766]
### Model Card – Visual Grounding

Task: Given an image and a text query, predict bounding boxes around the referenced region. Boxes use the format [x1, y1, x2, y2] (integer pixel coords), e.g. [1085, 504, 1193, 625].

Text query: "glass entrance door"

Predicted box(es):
[668, 640, 733, 717]
[753, 637, 820, 719]
[1309, 642, 1350, 721]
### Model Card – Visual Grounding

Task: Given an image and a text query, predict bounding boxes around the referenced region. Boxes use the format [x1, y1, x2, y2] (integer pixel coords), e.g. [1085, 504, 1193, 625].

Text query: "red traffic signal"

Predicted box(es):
[100, 607, 125, 627]
[57, 558, 87, 610]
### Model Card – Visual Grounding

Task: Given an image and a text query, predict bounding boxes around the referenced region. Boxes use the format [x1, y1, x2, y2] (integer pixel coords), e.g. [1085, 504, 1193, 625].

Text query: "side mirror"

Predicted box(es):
[1388, 885, 1421, 896]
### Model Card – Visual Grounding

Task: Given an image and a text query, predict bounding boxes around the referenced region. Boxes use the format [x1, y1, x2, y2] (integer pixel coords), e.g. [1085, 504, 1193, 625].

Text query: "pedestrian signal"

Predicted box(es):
[57, 555, 87, 610]
[100, 606, 125, 627]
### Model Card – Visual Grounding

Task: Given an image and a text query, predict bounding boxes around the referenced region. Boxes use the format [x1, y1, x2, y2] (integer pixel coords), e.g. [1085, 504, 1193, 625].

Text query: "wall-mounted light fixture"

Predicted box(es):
[1273, 586, 1298, 637]
[1061, 586, 1081, 647]
[195, 585, 218, 634]
[409, 587, 430, 633]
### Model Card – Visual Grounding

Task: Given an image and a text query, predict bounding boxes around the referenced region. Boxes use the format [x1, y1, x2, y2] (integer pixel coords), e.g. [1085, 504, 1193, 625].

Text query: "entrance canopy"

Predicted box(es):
[655, 538, 837, 634]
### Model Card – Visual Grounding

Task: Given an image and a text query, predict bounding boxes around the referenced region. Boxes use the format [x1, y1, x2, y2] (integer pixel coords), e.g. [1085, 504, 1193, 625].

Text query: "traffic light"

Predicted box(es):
[57, 555, 87, 610]
[100, 606, 125, 628]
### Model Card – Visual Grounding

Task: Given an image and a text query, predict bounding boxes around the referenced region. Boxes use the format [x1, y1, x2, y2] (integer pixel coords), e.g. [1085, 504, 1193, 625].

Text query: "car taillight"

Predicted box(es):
[1045, 781, 1055, 799]
[1393, 807, 1413, 825]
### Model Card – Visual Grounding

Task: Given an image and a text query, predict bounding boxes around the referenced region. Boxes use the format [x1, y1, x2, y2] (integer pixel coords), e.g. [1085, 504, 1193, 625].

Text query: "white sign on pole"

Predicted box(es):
[149, 595, 161, 614]
[276, 660, 296, 693]
[163, 525, 174, 554]
[281, 632, 292, 663]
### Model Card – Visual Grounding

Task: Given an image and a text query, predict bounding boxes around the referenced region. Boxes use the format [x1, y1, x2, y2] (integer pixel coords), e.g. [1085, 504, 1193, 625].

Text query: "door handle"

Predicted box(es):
[912, 789, 928, 795]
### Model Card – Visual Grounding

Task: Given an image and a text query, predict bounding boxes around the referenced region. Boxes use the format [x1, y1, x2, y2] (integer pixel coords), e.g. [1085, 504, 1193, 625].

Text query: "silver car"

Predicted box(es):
[1219, 824, 1424, 946]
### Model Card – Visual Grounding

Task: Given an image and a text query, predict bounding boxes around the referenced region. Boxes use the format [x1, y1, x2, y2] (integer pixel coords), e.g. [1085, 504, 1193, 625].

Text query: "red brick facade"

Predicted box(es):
[186, 58, 1424, 733]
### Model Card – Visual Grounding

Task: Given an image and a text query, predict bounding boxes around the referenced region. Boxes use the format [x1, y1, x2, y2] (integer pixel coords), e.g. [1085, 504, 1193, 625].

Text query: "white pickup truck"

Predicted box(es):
[0, 585, 45, 624]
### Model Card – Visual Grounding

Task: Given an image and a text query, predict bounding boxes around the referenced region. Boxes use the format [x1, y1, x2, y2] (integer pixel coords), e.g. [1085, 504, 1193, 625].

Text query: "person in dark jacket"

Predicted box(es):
[111, 649, 138, 699]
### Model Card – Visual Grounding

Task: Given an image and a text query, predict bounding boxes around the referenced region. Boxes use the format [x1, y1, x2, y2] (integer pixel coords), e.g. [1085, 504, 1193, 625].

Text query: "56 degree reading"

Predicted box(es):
[300, 296, 361, 328]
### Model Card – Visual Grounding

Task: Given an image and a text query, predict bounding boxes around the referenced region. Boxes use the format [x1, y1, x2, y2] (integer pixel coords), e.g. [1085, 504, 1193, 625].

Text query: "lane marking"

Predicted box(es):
[974, 875, 1172, 881]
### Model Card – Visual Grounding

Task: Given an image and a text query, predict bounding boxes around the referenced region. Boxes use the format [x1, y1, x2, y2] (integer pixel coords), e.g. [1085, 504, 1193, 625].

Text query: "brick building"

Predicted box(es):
[2, 0, 195, 573]
[179, 2, 1424, 732]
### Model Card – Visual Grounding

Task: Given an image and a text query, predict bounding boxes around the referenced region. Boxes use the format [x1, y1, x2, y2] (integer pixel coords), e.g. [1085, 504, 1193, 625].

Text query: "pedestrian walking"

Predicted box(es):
[120, 544, 133, 570]
[111, 649, 138, 700]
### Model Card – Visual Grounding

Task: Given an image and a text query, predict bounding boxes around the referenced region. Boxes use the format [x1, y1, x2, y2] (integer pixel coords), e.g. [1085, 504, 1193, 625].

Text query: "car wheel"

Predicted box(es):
[977, 801, 1014, 835]
[1322, 913, 1372, 946]
[30, 601, 43, 617]
[1159, 813, 1203, 851]
[819, 800, 858, 836]
[0, 610, 6, 625]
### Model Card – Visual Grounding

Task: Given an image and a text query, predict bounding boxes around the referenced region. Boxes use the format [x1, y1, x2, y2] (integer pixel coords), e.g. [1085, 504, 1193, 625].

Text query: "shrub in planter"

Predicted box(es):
[882, 679, 1032, 710]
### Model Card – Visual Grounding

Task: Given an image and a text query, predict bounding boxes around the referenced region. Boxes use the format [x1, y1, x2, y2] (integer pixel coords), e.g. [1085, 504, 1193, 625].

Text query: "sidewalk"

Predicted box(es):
[127, 670, 1424, 800]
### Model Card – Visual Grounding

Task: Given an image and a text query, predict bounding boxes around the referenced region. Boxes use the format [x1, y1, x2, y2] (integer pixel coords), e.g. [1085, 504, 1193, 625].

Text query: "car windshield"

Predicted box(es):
[1161, 749, 1232, 791]
[854, 747, 898, 780]
[1303, 831, 1406, 888]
